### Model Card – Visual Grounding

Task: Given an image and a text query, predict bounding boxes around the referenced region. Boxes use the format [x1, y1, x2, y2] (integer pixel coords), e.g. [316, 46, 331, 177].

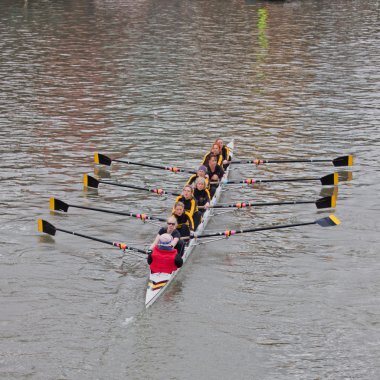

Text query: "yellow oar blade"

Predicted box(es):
[94, 152, 112, 166]
[333, 155, 354, 167]
[83, 174, 100, 189]
[50, 197, 69, 212]
[316, 214, 341, 227]
[37, 219, 57, 235]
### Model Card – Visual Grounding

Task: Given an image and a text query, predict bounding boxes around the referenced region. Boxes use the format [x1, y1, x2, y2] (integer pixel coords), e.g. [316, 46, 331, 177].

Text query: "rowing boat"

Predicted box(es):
[39, 142, 345, 308]
[145, 140, 234, 308]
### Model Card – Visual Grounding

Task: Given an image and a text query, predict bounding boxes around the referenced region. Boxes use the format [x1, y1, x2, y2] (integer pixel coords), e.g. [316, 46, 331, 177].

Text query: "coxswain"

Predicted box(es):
[174, 186, 202, 229]
[206, 154, 225, 197]
[202, 143, 223, 166]
[147, 233, 183, 274]
[193, 177, 211, 213]
[186, 165, 209, 188]
[215, 138, 231, 168]
[149, 216, 185, 257]
[172, 201, 193, 240]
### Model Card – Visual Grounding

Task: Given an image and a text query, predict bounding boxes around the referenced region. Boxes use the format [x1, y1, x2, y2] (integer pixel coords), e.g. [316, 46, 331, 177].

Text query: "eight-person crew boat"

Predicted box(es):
[145, 140, 234, 308]
[38, 139, 349, 309]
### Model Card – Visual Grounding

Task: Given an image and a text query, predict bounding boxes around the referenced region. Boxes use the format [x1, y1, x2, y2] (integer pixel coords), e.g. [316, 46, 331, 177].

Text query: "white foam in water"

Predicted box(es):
[122, 316, 134, 327]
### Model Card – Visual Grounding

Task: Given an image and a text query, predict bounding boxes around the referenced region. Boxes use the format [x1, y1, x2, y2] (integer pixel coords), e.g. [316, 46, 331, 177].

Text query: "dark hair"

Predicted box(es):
[207, 154, 218, 165]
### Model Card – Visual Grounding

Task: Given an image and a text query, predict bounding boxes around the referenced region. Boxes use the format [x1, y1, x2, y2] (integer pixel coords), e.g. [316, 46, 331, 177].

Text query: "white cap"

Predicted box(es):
[159, 233, 173, 246]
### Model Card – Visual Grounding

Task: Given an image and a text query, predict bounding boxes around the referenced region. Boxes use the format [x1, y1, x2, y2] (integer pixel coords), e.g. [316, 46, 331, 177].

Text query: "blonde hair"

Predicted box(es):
[182, 184, 193, 194]
[174, 201, 185, 210]
[195, 177, 206, 187]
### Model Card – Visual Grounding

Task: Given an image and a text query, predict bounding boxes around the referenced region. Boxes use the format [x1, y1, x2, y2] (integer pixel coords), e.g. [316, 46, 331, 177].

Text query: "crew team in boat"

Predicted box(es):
[148, 139, 227, 274]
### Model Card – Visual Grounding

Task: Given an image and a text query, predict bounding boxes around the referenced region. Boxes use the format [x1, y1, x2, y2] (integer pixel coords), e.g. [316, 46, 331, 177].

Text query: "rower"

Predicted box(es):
[149, 216, 185, 257]
[202, 143, 223, 166]
[174, 185, 202, 229]
[186, 165, 209, 187]
[206, 154, 225, 197]
[172, 201, 193, 241]
[193, 177, 211, 213]
[215, 138, 231, 169]
[147, 233, 183, 274]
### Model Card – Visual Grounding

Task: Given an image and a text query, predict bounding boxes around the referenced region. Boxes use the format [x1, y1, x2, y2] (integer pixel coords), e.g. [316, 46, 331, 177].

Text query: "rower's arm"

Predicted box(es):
[149, 234, 160, 250]
[172, 237, 180, 247]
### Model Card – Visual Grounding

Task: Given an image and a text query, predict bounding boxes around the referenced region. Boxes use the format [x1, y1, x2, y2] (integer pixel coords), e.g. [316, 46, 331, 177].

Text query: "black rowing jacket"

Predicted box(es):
[194, 188, 211, 208]
[175, 195, 198, 216]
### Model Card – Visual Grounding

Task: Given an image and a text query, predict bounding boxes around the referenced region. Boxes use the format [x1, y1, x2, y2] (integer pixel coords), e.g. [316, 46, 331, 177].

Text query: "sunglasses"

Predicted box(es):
[167, 222, 176, 226]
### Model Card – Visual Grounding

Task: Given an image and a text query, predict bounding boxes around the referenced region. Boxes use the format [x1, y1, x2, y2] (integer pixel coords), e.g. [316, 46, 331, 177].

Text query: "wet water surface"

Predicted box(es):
[0, 0, 379, 379]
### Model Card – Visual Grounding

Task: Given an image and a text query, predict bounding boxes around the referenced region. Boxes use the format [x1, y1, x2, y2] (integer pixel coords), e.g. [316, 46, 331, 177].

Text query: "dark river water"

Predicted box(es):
[1, 0, 379, 379]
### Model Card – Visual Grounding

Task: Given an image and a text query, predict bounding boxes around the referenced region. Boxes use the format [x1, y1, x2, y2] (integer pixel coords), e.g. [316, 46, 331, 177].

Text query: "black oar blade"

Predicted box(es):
[333, 155, 354, 167]
[94, 152, 112, 166]
[315, 196, 336, 209]
[315, 214, 341, 227]
[50, 197, 69, 212]
[320, 173, 339, 186]
[38, 219, 57, 236]
[83, 174, 100, 189]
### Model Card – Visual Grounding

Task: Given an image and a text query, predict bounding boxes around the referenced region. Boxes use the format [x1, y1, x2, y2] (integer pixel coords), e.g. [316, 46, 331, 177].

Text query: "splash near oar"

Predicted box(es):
[194, 215, 341, 239]
[37, 219, 148, 254]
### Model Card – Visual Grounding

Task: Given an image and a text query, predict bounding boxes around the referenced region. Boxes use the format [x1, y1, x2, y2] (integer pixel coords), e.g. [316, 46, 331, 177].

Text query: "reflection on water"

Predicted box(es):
[1, 0, 379, 379]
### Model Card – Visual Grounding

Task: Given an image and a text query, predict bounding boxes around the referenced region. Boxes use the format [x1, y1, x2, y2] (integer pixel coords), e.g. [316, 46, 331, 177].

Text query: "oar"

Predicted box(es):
[214, 173, 339, 186]
[94, 152, 196, 174]
[83, 174, 181, 196]
[231, 155, 354, 167]
[200, 196, 336, 210]
[37, 219, 148, 254]
[50, 198, 167, 222]
[194, 214, 341, 239]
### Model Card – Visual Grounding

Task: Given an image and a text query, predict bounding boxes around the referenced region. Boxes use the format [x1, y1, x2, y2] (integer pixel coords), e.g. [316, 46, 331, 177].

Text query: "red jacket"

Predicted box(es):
[149, 246, 179, 274]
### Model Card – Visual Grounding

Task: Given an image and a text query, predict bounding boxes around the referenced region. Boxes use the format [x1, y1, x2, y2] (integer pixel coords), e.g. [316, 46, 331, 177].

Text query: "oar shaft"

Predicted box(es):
[233, 159, 330, 164]
[231, 155, 353, 167]
[68, 203, 166, 222]
[204, 200, 315, 209]
[196, 221, 316, 238]
[56, 227, 113, 246]
[216, 173, 338, 186]
[113, 159, 195, 174]
[98, 179, 180, 196]
[56, 227, 147, 254]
